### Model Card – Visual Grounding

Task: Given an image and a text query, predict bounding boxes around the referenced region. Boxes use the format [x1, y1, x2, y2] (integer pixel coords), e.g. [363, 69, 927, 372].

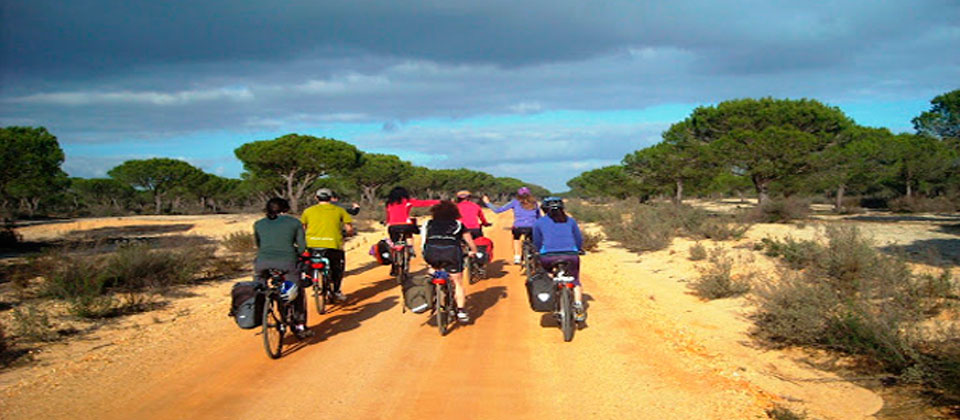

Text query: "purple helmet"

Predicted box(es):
[517, 187, 531, 196]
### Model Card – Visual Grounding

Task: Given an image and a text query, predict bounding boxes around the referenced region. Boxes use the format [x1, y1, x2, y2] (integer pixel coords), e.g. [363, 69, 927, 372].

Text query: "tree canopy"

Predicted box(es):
[108, 158, 205, 214]
[912, 89, 960, 142]
[689, 97, 853, 204]
[0, 127, 69, 216]
[234, 134, 362, 213]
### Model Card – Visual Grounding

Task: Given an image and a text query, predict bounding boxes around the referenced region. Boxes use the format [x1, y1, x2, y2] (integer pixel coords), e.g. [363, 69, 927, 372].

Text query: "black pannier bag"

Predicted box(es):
[402, 274, 435, 313]
[525, 272, 555, 312]
[371, 239, 393, 265]
[230, 281, 264, 329]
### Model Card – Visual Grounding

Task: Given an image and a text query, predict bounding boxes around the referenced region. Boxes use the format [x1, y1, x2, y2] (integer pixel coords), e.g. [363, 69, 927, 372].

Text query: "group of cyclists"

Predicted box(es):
[251, 185, 586, 337]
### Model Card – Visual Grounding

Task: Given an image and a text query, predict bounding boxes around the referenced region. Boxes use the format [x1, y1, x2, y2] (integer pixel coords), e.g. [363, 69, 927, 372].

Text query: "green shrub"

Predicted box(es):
[566, 200, 616, 224]
[221, 231, 255, 253]
[761, 236, 824, 270]
[39, 243, 215, 318]
[688, 243, 707, 261]
[692, 218, 750, 240]
[596, 202, 752, 253]
[889, 196, 957, 213]
[581, 231, 602, 252]
[103, 243, 210, 291]
[603, 205, 677, 252]
[68, 295, 119, 319]
[11, 304, 58, 342]
[752, 197, 810, 223]
[691, 247, 750, 299]
[766, 405, 807, 420]
[205, 255, 246, 279]
[753, 226, 960, 398]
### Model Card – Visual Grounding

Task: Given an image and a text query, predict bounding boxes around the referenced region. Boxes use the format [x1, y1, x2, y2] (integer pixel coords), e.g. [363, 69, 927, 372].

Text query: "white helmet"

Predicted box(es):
[280, 280, 299, 302]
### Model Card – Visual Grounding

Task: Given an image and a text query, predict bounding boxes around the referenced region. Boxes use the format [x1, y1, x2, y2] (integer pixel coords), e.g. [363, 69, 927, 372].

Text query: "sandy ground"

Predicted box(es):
[4, 209, 951, 419]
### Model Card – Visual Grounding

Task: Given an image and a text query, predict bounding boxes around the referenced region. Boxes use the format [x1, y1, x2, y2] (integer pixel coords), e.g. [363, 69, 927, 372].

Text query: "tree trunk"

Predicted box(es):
[906, 181, 913, 198]
[674, 179, 684, 204]
[361, 185, 379, 207]
[154, 193, 163, 214]
[753, 176, 771, 205]
[835, 184, 846, 212]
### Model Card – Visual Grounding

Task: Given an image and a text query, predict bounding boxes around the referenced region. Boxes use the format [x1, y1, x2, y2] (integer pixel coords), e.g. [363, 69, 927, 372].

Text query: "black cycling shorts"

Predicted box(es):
[465, 228, 484, 239]
[388, 224, 419, 243]
[511, 227, 533, 240]
[424, 244, 464, 274]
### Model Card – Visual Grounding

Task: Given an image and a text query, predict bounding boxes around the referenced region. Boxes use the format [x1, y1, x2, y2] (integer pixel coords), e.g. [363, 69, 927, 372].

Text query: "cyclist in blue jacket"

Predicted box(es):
[533, 197, 586, 321]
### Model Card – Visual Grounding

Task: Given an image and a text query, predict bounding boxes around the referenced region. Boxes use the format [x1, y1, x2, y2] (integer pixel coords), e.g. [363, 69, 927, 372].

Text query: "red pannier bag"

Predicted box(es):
[473, 236, 494, 264]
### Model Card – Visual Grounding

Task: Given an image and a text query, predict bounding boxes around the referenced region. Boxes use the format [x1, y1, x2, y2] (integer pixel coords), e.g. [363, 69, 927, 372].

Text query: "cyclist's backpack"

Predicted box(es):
[473, 236, 494, 265]
[402, 274, 434, 314]
[370, 239, 392, 265]
[229, 281, 264, 329]
[525, 272, 555, 312]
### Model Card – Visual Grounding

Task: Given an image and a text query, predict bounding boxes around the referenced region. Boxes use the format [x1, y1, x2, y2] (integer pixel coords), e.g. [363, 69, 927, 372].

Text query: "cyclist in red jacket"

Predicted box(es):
[455, 190, 490, 239]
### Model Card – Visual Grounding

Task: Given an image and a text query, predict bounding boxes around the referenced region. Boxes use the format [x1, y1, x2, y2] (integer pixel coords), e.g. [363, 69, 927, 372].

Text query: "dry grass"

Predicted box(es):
[754, 226, 960, 399]
[691, 247, 750, 299]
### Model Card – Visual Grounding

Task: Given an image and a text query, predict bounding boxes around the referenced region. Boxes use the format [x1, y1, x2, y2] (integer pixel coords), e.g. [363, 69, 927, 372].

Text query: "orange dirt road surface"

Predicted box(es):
[4, 212, 788, 419]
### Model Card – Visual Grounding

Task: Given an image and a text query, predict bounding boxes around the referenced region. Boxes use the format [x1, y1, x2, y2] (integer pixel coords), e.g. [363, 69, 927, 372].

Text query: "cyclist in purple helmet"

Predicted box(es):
[482, 187, 541, 264]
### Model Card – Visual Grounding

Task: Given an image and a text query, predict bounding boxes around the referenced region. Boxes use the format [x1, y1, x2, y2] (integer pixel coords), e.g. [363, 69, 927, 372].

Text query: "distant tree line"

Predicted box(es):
[568, 89, 960, 210]
[0, 131, 550, 218]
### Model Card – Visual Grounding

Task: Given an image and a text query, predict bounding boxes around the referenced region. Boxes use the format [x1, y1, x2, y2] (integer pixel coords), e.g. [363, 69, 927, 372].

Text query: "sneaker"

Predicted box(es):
[334, 291, 347, 302]
[514, 255, 521, 265]
[294, 324, 314, 339]
[456, 310, 470, 323]
[573, 302, 586, 322]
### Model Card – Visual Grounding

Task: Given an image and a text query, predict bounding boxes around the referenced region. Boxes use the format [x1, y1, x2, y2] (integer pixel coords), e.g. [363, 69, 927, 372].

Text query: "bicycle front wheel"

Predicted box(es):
[262, 297, 284, 359]
[560, 287, 575, 342]
[436, 283, 448, 336]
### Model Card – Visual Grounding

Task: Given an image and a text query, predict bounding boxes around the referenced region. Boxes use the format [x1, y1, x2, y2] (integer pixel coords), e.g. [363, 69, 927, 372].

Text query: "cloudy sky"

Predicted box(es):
[1, 1, 958, 191]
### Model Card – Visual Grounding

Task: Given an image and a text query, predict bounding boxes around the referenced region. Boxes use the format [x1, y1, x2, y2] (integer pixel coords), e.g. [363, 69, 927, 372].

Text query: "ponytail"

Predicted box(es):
[265, 197, 290, 220]
[548, 208, 567, 223]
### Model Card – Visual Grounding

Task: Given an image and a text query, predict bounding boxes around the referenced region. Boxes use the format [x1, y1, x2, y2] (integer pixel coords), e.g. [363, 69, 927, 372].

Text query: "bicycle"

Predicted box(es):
[390, 239, 412, 286]
[430, 268, 458, 336]
[462, 243, 486, 284]
[260, 268, 300, 359]
[303, 250, 332, 315]
[549, 261, 580, 342]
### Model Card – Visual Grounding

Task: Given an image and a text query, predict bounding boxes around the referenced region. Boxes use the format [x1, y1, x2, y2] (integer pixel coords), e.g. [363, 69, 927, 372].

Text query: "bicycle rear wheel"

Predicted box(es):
[435, 283, 448, 336]
[313, 270, 326, 315]
[560, 287, 575, 342]
[262, 297, 284, 359]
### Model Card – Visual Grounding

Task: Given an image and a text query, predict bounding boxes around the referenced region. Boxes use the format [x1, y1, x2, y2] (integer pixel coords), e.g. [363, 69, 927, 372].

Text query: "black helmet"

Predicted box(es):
[541, 196, 564, 211]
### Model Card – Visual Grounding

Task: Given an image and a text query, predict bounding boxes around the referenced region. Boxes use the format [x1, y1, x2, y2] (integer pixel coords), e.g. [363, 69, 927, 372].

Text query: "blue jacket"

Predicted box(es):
[533, 216, 583, 254]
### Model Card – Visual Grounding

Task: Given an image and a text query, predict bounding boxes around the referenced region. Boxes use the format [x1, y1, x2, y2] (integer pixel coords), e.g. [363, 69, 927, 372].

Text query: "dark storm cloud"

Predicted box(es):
[1, 0, 959, 190]
[4, 0, 958, 81]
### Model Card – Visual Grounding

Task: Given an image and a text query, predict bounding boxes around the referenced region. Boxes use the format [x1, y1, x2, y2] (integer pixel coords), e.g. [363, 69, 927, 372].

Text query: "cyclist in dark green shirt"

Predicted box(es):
[253, 198, 311, 337]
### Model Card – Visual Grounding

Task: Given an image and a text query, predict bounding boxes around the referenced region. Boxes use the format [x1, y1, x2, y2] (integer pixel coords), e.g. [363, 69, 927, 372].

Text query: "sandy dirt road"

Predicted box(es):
[3, 212, 784, 419]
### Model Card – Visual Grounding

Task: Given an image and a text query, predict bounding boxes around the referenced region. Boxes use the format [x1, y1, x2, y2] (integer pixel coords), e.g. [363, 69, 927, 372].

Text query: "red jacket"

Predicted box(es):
[457, 200, 488, 230]
[386, 198, 440, 225]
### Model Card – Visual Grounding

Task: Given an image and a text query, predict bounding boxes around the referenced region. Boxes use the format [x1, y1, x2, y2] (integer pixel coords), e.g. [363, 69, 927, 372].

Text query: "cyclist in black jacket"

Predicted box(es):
[422, 201, 481, 323]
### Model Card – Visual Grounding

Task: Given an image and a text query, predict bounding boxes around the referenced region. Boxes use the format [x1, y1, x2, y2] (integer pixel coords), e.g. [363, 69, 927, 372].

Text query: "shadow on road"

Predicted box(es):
[482, 260, 509, 279]
[344, 261, 382, 277]
[464, 286, 508, 323]
[281, 295, 399, 356]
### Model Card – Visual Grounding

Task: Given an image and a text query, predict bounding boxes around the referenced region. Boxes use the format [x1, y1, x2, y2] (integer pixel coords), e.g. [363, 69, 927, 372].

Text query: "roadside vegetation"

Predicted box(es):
[758, 226, 960, 402]
[0, 235, 249, 367]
